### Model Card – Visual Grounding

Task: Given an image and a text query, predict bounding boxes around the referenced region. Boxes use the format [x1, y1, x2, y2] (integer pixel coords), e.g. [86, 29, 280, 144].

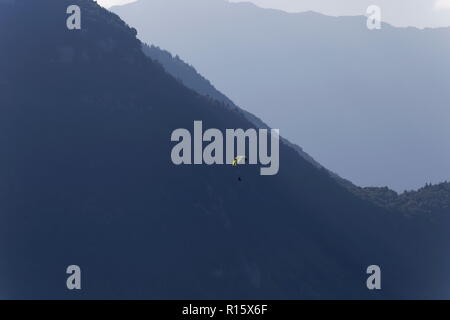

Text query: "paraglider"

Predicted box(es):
[232, 156, 246, 181]
[232, 155, 246, 166]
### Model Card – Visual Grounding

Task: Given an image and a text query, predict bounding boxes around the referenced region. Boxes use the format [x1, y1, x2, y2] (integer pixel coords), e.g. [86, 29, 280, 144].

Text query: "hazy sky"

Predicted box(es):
[98, 0, 450, 28]
[97, 0, 137, 8]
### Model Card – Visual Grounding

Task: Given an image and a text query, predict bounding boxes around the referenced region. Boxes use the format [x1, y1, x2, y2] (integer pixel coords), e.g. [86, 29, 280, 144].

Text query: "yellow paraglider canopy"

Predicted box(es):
[232, 155, 246, 166]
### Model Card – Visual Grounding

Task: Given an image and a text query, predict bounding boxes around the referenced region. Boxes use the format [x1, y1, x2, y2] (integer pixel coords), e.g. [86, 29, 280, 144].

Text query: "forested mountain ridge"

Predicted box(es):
[142, 43, 236, 108]
[353, 182, 450, 217]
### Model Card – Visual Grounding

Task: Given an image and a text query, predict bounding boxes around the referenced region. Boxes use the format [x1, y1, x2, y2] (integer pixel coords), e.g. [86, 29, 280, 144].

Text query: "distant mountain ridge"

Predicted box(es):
[353, 182, 450, 217]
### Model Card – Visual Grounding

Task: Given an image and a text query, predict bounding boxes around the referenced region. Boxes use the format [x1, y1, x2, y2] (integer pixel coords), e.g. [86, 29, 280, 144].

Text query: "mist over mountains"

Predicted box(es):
[227, 0, 450, 29]
[101, 0, 450, 28]
[111, 0, 450, 192]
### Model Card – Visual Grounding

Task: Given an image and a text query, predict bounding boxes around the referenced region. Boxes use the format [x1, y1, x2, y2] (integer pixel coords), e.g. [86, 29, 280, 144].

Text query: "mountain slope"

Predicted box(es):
[111, 0, 450, 192]
[142, 43, 236, 108]
[142, 43, 327, 172]
[142, 43, 450, 218]
[0, 0, 448, 299]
